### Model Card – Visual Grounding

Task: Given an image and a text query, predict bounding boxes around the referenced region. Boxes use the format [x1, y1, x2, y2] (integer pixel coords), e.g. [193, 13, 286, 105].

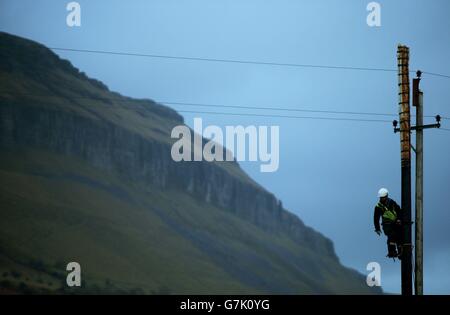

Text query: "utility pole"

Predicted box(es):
[397, 44, 413, 296]
[394, 66, 442, 295]
[412, 71, 441, 295]
[413, 71, 424, 295]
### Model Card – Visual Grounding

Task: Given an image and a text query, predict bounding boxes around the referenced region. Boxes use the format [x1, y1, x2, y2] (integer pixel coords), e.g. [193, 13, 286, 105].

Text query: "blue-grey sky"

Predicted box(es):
[1, 0, 449, 294]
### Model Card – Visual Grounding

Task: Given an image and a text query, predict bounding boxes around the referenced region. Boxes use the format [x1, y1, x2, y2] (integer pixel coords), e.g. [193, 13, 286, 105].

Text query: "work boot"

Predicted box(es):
[387, 251, 398, 258]
[387, 243, 398, 258]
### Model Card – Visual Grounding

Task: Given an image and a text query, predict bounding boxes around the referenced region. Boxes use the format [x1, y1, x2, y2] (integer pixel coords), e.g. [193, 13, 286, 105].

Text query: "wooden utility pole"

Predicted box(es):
[413, 71, 424, 295]
[397, 44, 413, 296]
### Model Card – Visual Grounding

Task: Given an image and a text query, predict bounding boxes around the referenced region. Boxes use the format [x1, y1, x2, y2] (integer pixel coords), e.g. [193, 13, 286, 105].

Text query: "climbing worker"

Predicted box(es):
[373, 188, 403, 259]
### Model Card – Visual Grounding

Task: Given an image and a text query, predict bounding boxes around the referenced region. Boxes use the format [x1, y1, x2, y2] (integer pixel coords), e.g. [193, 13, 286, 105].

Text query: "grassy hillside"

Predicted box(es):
[0, 147, 373, 294]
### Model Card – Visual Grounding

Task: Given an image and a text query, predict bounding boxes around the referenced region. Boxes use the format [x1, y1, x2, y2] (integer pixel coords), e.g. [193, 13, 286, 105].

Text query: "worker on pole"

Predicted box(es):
[374, 188, 403, 259]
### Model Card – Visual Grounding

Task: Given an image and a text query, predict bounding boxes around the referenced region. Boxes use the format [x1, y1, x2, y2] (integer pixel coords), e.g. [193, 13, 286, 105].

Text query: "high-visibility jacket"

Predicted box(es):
[378, 202, 397, 222]
[373, 198, 401, 231]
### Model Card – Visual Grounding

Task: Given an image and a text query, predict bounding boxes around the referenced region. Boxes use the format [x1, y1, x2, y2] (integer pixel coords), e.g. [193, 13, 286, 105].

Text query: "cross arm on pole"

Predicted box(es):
[393, 115, 442, 133]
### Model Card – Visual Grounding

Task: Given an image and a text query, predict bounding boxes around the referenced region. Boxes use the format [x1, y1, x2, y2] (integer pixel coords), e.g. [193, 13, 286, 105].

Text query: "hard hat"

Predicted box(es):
[378, 188, 389, 198]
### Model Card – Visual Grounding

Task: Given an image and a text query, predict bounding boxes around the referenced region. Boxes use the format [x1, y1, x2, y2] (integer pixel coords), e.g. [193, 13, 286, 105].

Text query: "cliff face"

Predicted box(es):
[0, 32, 380, 294]
[0, 98, 334, 260]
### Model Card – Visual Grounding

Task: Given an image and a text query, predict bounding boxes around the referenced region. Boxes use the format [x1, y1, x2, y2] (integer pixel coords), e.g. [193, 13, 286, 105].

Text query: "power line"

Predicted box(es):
[49, 47, 395, 72]
[2, 92, 448, 121]
[0, 92, 390, 123]
[176, 110, 392, 123]
[163, 100, 396, 116]
[49, 47, 450, 79]
[422, 71, 450, 79]
[161, 100, 449, 120]
[1, 93, 449, 132]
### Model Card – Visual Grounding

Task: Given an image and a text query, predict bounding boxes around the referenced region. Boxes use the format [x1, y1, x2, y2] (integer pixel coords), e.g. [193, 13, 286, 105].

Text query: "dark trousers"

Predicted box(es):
[382, 223, 402, 256]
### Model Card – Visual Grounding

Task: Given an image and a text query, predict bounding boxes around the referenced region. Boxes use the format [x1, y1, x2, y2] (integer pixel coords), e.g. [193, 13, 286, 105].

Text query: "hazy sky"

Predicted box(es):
[1, 0, 449, 294]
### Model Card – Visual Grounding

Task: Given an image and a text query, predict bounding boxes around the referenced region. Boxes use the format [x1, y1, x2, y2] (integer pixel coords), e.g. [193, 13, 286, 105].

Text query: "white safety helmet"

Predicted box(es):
[378, 188, 389, 198]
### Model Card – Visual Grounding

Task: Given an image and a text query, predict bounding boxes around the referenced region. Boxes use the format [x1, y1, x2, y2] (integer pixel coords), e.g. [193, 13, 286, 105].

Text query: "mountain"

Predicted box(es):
[0, 32, 381, 294]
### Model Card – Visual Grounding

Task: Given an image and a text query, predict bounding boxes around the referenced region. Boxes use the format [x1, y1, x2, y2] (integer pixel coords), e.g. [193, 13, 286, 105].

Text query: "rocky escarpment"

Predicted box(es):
[0, 31, 342, 267]
[0, 100, 336, 260]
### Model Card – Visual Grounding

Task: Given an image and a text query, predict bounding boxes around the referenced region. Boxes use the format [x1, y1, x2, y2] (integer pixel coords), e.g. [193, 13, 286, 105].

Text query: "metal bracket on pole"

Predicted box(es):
[393, 115, 442, 133]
